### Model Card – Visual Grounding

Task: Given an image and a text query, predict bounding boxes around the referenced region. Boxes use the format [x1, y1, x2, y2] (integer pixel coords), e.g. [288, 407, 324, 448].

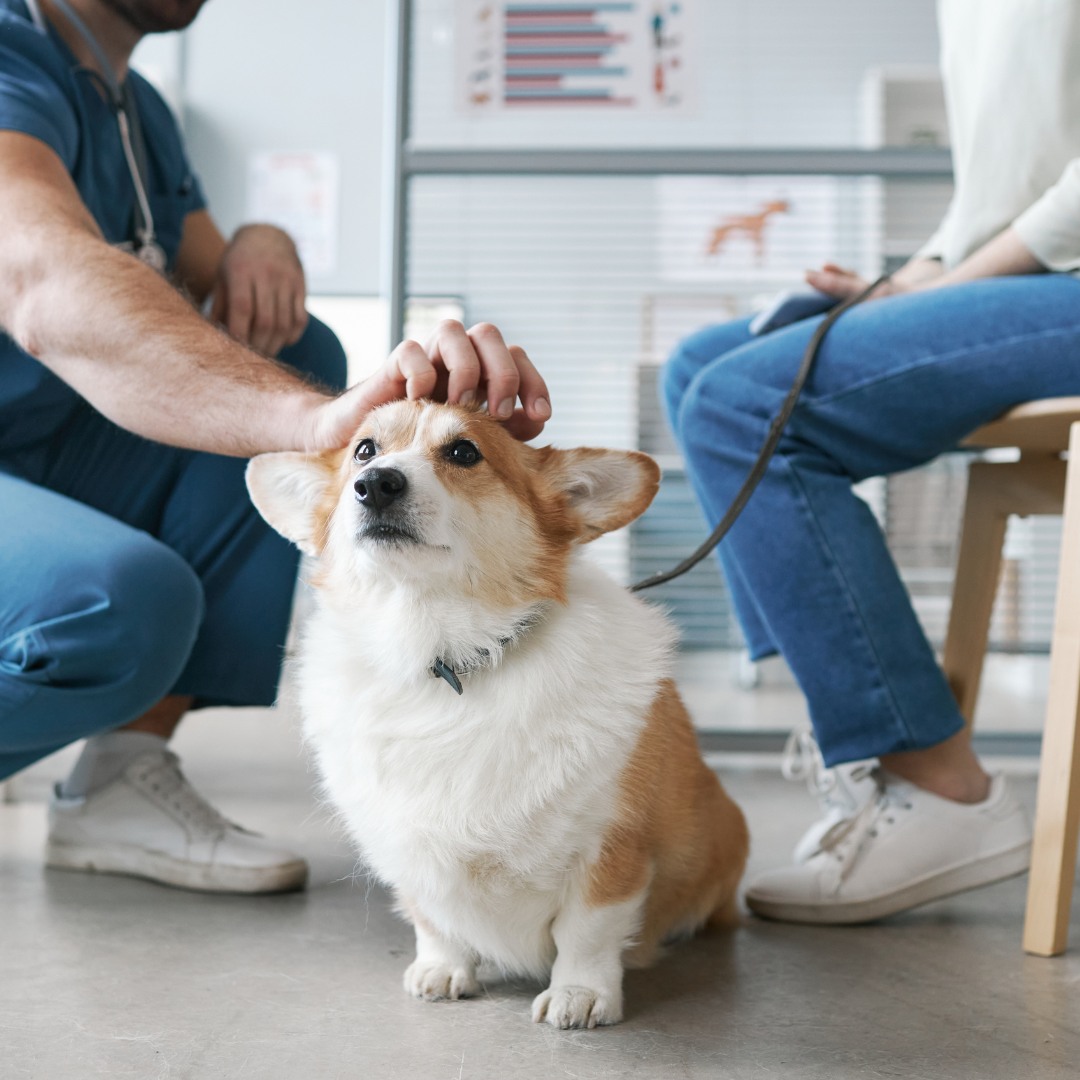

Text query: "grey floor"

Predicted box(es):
[2, 668, 1078, 1079]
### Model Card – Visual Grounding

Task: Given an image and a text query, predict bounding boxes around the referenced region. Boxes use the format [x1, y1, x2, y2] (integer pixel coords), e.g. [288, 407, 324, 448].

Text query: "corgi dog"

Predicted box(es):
[246, 400, 748, 1029]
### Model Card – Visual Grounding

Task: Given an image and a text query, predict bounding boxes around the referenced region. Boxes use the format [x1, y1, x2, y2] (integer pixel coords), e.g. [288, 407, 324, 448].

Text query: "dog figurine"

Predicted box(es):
[246, 400, 748, 1029]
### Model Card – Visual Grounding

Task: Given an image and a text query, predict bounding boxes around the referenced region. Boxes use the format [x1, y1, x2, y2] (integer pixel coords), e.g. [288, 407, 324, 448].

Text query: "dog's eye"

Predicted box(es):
[446, 439, 482, 467]
[354, 438, 377, 462]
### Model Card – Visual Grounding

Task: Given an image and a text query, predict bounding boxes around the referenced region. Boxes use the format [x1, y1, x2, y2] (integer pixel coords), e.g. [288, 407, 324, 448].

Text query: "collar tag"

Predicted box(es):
[432, 658, 463, 695]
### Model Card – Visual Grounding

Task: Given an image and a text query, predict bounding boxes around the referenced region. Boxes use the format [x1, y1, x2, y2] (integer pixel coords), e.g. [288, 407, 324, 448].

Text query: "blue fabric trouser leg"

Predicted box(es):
[661, 275, 1080, 767]
[660, 315, 777, 661]
[0, 315, 347, 780]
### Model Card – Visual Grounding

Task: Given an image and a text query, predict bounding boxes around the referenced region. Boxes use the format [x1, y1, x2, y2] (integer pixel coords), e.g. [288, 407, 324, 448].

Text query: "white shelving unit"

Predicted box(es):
[860, 66, 953, 265]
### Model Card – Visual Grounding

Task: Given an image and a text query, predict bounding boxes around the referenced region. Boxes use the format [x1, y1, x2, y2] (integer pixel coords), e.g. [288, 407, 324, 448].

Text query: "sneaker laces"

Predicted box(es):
[781, 727, 829, 791]
[816, 768, 915, 884]
[136, 751, 244, 839]
[780, 726, 876, 816]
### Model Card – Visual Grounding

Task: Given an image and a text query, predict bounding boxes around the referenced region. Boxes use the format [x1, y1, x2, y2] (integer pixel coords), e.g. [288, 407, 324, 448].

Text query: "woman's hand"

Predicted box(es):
[298, 320, 551, 451]
[805, 263, 895, 300]
[806, 257, 946, 300]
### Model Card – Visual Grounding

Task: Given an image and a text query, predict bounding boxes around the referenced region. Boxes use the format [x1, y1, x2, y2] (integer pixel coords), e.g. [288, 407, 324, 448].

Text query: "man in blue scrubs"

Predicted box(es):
[0, 0, 551, 892]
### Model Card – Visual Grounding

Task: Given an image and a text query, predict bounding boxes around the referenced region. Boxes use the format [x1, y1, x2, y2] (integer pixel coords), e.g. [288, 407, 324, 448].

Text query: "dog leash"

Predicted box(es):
[629, 275, 890, 594]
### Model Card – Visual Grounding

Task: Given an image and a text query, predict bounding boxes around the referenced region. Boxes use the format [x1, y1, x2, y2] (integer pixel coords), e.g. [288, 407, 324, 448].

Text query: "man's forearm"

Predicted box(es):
[7, 227, 330, 456]
[0, 132, 550, 455]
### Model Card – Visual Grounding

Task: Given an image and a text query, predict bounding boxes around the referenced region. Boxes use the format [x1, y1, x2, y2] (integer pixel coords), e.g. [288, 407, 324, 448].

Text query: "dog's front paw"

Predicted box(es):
[404, 959, 479, 1002]
[531, 985, 622, 1029]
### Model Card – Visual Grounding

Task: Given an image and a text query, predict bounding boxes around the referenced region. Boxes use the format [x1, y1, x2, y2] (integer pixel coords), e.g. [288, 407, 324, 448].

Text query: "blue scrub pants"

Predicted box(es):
[0, 317, 347, 780]
[663, 275, 1080, 767]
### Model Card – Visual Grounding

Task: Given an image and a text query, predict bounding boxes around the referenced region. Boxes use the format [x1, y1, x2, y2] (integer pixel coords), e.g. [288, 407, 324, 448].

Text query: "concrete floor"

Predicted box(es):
[2, 695, 1078, 1079]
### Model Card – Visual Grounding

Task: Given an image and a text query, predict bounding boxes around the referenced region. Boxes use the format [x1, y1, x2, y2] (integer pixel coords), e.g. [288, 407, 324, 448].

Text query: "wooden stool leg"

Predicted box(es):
[1024, 426, 1080, 956]
[942, 463, 1009, 726]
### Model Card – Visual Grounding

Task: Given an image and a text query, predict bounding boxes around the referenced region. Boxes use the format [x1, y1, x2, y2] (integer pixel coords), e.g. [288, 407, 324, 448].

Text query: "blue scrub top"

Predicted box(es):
[0, 0, 207, 452]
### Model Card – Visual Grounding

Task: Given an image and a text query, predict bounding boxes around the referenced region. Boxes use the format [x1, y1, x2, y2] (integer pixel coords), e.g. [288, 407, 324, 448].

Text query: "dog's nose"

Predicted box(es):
[354, 467, 407, 512]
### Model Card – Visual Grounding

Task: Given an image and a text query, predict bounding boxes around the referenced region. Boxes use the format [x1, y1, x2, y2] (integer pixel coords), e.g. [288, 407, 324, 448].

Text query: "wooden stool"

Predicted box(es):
[942, 398, 1080, 955]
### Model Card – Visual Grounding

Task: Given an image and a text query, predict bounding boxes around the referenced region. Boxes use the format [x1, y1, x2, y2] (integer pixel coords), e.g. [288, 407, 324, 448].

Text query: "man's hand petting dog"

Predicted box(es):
[301, 320, 552, 452]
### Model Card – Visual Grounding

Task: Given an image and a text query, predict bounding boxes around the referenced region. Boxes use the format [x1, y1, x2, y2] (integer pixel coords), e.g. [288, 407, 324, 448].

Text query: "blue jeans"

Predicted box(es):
[663, 275, 1080, 766]
[0, 316, 347, 780]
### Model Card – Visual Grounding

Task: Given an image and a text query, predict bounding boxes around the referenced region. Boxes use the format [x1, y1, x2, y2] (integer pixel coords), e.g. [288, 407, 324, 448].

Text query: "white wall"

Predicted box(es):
[134, 0, 388, 296]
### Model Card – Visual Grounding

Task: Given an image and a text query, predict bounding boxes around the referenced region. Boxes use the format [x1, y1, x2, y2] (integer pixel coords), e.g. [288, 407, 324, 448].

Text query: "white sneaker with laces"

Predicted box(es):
[745, 769, 1032, 924]
[46, 749, 308, 894]
[780, 726, 878, 864]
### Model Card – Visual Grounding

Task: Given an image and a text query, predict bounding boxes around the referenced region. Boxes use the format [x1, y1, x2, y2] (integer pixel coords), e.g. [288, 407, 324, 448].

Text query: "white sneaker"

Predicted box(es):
[45, 750, 308, 894]
[780, 726, 878, 864]
[745, 769, 1032, 924]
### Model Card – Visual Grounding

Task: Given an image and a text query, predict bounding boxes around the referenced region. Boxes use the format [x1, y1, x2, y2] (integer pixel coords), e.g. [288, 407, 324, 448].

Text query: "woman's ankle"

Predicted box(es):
[879, 731, 991, 804]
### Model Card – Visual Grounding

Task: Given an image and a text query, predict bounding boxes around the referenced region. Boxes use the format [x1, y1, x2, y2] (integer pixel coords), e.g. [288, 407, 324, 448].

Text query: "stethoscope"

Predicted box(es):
[25, 0, 167, 272]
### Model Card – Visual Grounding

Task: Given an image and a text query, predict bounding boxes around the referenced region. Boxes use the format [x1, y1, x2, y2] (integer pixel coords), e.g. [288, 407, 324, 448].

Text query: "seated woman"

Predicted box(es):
[663, 0, 1080, 923]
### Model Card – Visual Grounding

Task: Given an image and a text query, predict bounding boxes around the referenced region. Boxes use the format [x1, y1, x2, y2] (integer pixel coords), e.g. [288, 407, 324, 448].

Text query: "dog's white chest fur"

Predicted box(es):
[297, 558, 676, 976]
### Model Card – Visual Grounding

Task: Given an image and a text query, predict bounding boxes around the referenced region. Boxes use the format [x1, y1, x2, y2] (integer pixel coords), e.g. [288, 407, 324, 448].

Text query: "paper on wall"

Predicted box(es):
[457, 1, 696, 115]
[247, 152, 339, 279]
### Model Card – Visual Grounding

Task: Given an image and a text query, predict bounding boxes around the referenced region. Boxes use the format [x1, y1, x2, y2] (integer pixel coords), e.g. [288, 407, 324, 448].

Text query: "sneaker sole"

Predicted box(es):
[745, 841, 1032, 925]
[44, 840, 309, 895]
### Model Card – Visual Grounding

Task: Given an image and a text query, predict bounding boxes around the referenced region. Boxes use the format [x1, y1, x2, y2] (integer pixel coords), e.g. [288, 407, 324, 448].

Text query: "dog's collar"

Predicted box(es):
[431, 607, 545, 695]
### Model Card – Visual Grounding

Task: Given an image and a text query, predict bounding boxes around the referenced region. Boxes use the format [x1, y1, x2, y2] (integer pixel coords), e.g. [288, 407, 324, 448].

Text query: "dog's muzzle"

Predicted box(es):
[353, 466, 423, 546]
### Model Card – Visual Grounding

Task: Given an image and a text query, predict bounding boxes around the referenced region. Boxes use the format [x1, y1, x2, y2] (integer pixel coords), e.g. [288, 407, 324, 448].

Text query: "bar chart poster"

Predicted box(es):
[457, 2, 696, 113]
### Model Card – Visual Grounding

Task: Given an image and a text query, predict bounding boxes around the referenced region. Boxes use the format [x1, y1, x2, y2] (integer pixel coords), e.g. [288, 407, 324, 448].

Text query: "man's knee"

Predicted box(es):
[1, 535, 205, 716]
[279, 313, 348, 392]
[105, 536, 206, 670]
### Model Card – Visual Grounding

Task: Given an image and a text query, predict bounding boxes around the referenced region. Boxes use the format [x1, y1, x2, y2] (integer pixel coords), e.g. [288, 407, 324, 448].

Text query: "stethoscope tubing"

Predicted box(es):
[24, 0, 160, 260]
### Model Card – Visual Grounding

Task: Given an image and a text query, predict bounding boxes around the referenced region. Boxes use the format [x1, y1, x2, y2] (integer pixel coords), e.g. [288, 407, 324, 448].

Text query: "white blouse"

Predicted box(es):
[918, 0, 1080, 271]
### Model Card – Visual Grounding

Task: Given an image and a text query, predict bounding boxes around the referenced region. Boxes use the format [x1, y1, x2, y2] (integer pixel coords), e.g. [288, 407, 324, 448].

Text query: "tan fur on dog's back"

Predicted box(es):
[586, 679, 748, 967]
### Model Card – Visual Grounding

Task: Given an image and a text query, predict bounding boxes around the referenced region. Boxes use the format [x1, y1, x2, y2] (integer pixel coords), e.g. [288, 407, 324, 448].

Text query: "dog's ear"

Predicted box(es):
[245, 451, 338, 557]
[546, 448, 661, 542]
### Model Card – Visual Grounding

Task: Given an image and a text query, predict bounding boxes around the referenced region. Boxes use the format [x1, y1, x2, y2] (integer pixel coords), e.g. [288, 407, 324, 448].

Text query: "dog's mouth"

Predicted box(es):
[355, 521, 424, 547]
